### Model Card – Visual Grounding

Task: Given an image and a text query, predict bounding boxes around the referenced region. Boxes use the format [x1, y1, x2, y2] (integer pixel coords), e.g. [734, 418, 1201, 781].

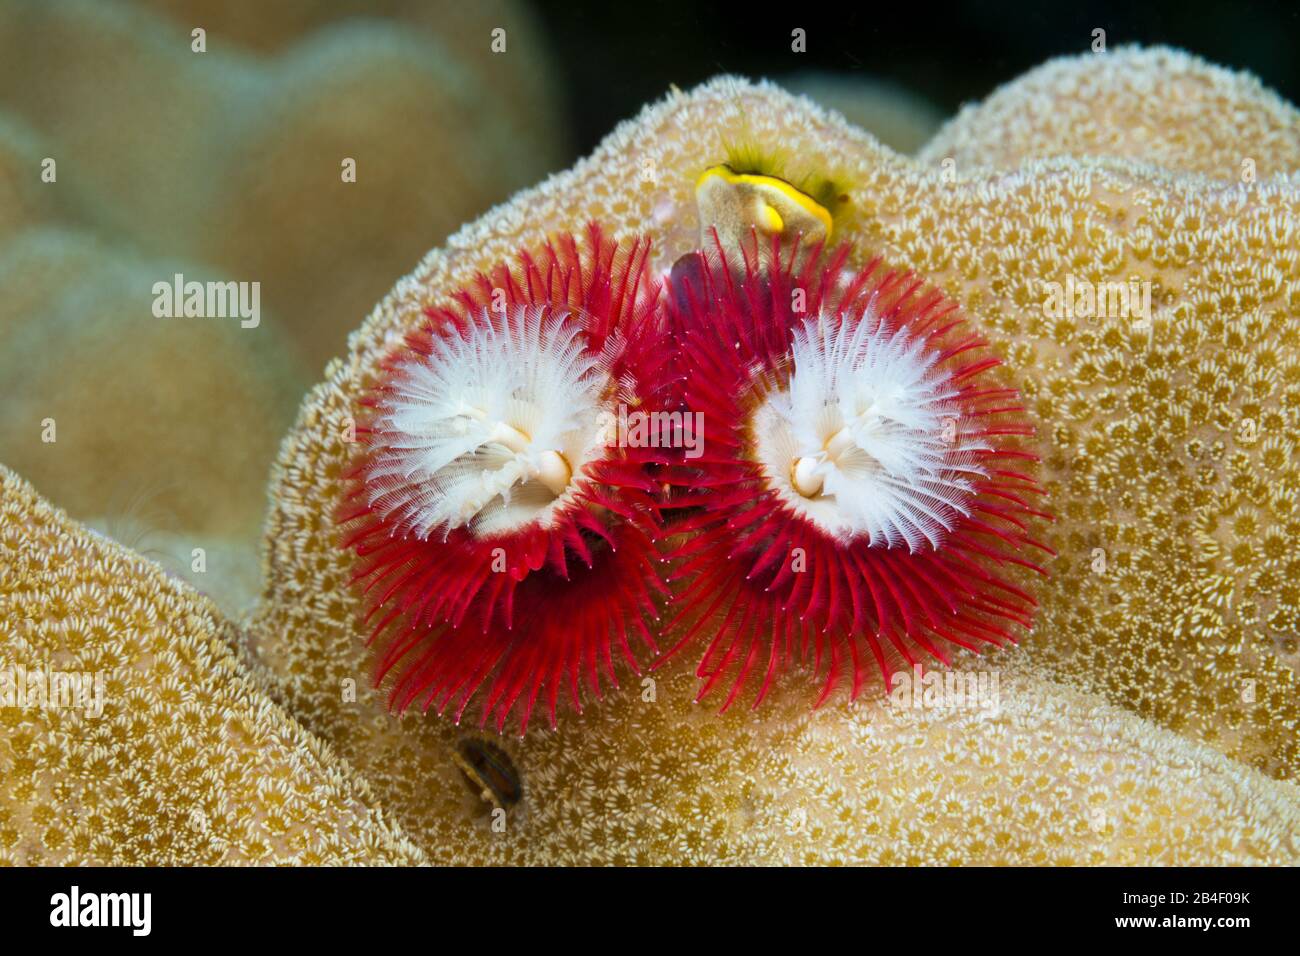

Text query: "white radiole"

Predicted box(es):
[367, 305, 612, 538]
[752, 310, 987, 551]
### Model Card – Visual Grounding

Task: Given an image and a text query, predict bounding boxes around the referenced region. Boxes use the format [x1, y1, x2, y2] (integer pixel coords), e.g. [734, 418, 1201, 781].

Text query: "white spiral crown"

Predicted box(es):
[752, 310, 987, 551]
[366, 305, 611, 539]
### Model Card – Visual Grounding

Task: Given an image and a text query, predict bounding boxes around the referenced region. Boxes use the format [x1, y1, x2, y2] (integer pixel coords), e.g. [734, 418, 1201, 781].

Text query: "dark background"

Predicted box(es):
[529, 0, 1300, 154]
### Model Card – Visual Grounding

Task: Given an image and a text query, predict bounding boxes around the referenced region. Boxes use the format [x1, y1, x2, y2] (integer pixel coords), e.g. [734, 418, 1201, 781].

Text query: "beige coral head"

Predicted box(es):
[244, 53, 1300, 863]
[0, 467, 425, 865]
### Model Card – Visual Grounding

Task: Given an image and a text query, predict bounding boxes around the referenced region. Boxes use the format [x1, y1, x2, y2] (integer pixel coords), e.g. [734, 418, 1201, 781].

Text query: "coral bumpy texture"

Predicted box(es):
[661, 239, 1050, 708]
[5, 50, 1300, 865]
[0, 468, 425, 865]
[238, 60, 1300, 863]
[341, 228, 669, 733]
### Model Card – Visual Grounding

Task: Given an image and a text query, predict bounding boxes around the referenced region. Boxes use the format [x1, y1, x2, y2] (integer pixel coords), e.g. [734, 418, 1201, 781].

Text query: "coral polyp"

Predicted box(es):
[659, 237, 1054, 709]
[339, 226, 669, 734]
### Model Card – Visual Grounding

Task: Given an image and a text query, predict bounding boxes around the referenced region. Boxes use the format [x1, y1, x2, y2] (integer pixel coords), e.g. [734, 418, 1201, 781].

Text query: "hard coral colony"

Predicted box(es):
[240, 54, 1300, 865]
[2, 19, 1299, 871]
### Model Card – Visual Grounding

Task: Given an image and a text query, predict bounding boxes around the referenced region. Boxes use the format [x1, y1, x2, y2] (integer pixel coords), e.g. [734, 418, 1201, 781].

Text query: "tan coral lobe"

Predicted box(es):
[247, 61, 1300, 862]
[0, 0, 565, 369]
[0, 0, 559, 618]
[920, 46, 1300, 179]
[0, 468, 424, 865]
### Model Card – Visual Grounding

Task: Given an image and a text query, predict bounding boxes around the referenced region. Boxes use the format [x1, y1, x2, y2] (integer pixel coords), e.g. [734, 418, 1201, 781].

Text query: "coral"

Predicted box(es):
[4, 448, 1292, 864]
[2, 44, 1298, 865]
[0, 467, 425, 865]
[245, 55, 1300, 862]
[199, 22, 562, 370]
[0, 0, 565, 368]
[0, 114, 67, 245]
[0, 228, 308, 546]
[244, 580, 1300, 864]
[139, 0, 562, 153]
[257, 63, 1299, 780]
[919, 47, 1300, 179]
[0, 0, 565, 604]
